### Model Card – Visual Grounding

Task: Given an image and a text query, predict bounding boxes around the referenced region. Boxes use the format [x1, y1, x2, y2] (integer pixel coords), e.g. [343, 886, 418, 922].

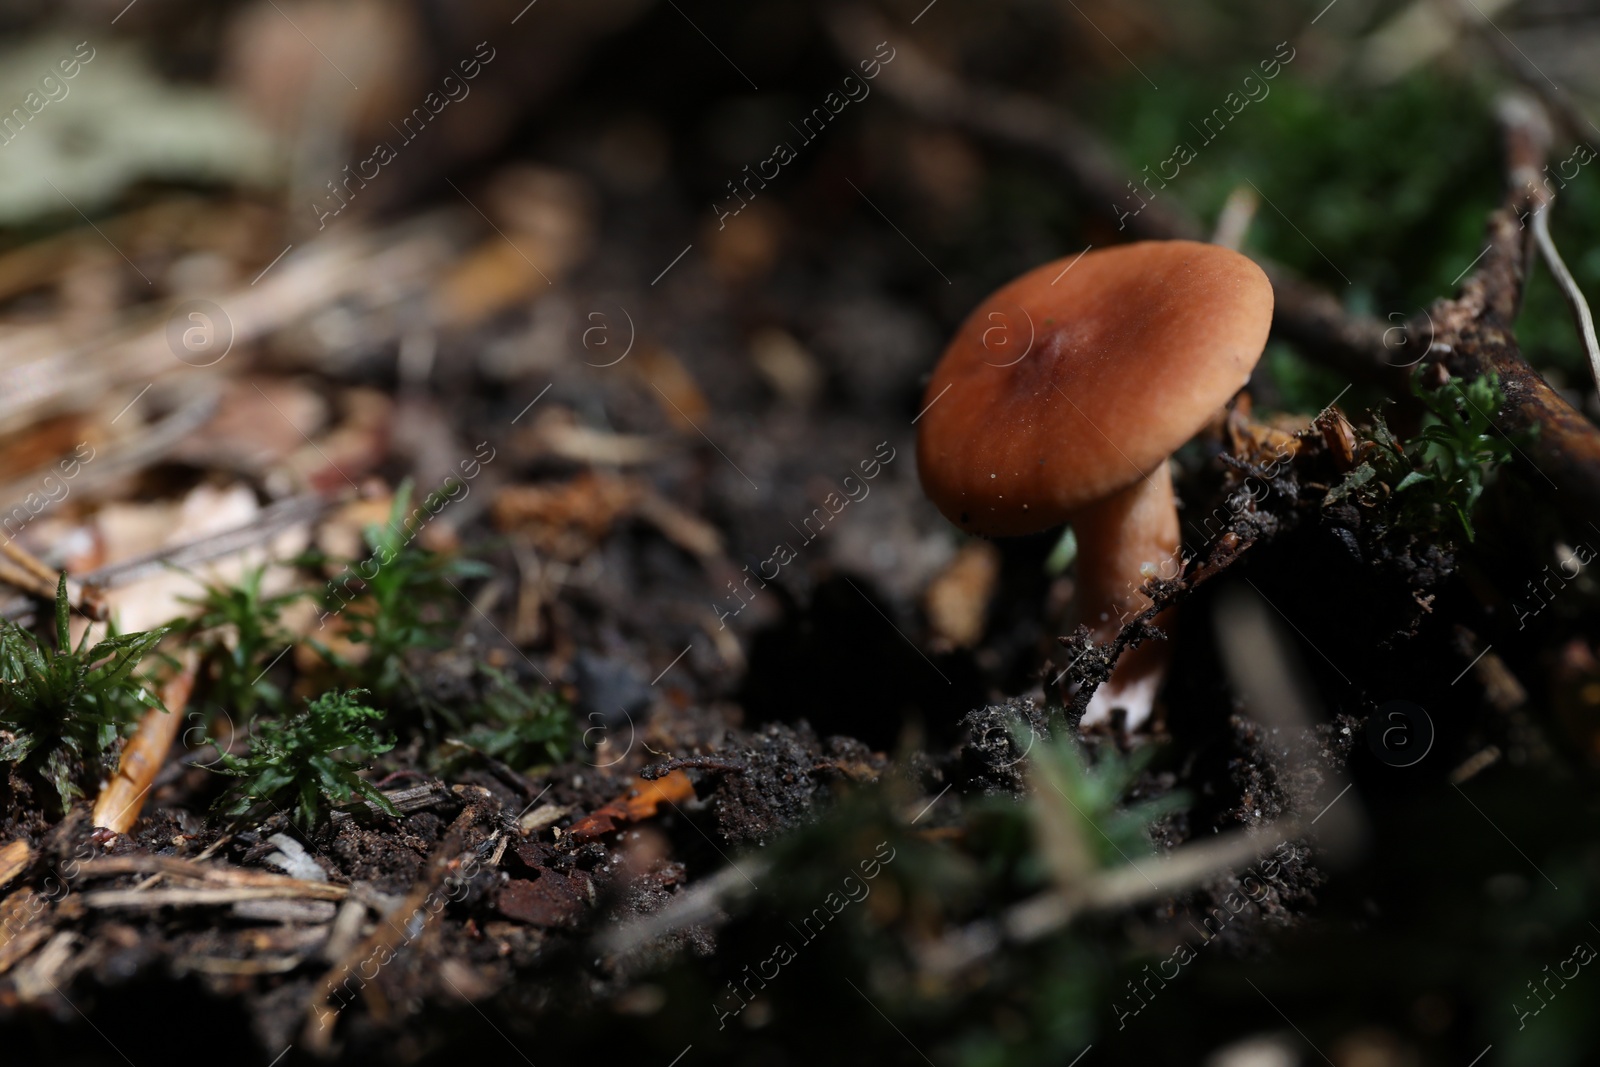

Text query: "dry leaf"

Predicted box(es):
[566, 770, 695, 843]
[493, 473, 641, 561]
[169, 376, 329, 475]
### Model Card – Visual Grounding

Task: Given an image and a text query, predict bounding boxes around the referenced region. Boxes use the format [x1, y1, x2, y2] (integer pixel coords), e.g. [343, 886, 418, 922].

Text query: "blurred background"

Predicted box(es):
[0, 1, 1599, 1065]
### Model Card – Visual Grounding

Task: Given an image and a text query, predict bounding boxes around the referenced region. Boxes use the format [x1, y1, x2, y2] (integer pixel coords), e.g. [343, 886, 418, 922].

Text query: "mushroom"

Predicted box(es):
[916, 240, 1273, 729]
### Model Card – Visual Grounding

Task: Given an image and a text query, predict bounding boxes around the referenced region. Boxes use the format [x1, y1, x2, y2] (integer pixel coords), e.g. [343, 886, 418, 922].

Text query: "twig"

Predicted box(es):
[74, 854, 336, 889]
[77, 492, 329, 590]
[92, 648, 199, 834]
[1003, 817, 1306, 944]
[1211, 185, 1259, 251]
[327, 781, 457, 823]
[81, 884, 348, 908]
[1422, 18, 1600, 448]
[0, 539, 58, 588]
[0, 556, 57, 606]
[1530, 201, 1600, 401]
[0, 553, 102, 620]
[1425, 93, 1600, 522]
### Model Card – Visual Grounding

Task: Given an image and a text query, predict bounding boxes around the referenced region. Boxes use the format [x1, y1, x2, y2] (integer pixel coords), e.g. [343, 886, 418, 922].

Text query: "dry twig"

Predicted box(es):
[1426, 94, 1600, 522]
[92, 648, 199, 834]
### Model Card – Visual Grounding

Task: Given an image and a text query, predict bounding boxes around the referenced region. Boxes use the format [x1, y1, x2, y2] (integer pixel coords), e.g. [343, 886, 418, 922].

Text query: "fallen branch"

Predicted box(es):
[1427, 94, 1600, 523]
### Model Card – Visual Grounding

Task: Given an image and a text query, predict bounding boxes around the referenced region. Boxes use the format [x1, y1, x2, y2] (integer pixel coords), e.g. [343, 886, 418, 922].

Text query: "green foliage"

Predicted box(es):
[1096, 56, 1600, 379]
[213, 688, 399, 827]
[1022, 730, 1187, 882]
[454, 667, 574, 769]
[178, 564, 303, 721]
[1095, 67, 1500, 315]
[1044, 527, 1079, 576]
[1329, 373, 1521, 541]
[0, 575, 166, 809]
[310, 480, 490, 714]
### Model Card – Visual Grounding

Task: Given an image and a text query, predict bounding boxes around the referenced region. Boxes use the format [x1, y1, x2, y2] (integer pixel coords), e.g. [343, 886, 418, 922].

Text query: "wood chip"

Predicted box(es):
[923, 540, 1001, 650]
[518, 804, 572, 834]
[0, 839, 30, 890]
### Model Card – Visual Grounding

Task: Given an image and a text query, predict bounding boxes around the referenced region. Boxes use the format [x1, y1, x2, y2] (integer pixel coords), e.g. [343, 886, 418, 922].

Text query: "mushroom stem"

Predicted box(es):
[1067, 467, 1180, 729]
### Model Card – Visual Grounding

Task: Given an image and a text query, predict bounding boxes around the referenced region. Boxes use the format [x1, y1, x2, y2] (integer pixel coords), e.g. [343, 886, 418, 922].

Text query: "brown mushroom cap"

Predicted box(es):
[917, 240, 1274, 536]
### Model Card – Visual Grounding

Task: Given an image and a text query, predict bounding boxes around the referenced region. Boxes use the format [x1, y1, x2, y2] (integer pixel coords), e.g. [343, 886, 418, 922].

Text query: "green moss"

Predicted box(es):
[0, 575, 167, 810]
[178, 563, 304, 723]
[306, 479, 491, 725]
[213, 687, 399, 827]
[451, 666, 575, 770]
[1329, 373, 1522, 541]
